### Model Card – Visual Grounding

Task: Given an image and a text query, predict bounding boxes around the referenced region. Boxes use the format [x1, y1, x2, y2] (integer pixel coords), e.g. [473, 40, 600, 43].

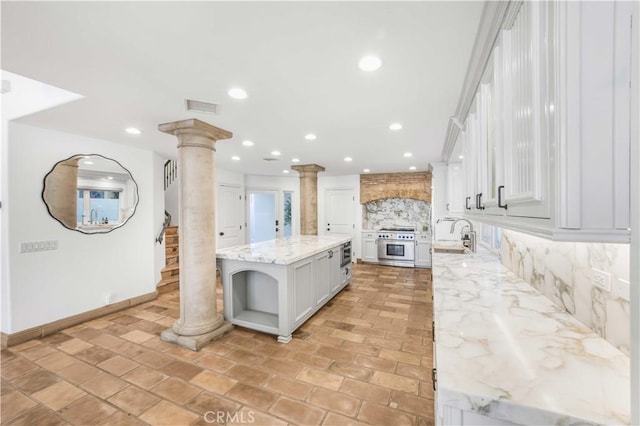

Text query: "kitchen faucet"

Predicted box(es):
[449, 218, 476, 252]
[90, 209, 98, 224]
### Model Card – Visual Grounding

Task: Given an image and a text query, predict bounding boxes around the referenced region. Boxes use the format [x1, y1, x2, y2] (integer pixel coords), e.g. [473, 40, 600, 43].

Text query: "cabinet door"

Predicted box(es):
[329, 250, 342, 292]
[447, 162, 465, 215]
[293, 259, 314, 323]
[315, 251, 331, 304]
[501, 1, 552, 218]
[415, 241, 432, 268]
[362, 234, 378, 262]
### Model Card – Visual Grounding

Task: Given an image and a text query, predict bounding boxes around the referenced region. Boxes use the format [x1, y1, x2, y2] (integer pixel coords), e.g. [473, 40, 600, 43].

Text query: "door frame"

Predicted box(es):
[216, 183, 245, 248]
[322, 187, 356, 237]
[246, 188, 280, 243]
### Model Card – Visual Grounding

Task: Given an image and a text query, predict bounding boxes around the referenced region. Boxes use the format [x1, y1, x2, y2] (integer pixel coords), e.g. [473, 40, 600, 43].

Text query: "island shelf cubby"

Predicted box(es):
[229, 269, 279, 334]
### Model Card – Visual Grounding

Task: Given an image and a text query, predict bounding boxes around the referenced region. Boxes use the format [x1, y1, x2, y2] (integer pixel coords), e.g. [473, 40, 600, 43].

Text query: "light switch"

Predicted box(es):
[20, 240, 58, 253]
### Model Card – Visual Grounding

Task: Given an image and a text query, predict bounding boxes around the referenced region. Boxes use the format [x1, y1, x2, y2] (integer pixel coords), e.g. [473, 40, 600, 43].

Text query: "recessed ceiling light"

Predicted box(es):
[389, 123, 403, 131]
[344, 157, 353, 162]
[271, 150, 281, 156]
[409, 166, 417, 170]
[459, 155, 464, 159]
[242, 140, 254, 147]
[282, 170, 290, 174]
[231, 156, 240, 161]
[305, 133, 317, 141]
[359, 55, 382, 72]
[403, 152, 412, 158]
[228, 87, 248, 99]
[83, 161, 94, 165]
[107, 176, 113, 180]
[125, 127, 142, 135]
[292, 158, 300, 163]
[363, 168, 370, 173]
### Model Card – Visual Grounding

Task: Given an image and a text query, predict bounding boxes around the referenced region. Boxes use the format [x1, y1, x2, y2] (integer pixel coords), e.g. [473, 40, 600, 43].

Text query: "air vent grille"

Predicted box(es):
[263, 158, 279, 162]
[185, 99, 220, 114]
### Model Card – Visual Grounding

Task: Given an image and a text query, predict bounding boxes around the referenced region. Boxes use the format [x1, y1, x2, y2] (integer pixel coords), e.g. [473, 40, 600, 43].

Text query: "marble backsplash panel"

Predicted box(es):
[500, 229, 630, 355]
[363, 198, 430, 231]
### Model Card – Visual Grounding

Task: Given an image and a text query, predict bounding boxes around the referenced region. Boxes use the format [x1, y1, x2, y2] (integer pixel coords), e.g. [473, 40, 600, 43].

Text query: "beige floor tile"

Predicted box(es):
[35, 352, 78, 372]
[322, 411, 371, 426]
[16, 344, 58, 361]
[290, 352, 332, 369]
[159, 359, 204, 381]
[378, 348, 422, 366]
[59, 394, 117, 424]
[121, 329, 156, 344]
[108, 385, 161, 416]
[391, 390, 434, 417]
[32, 380, 86, 411]
[195, 353, 236, 373]
[354, 354, 397, 372]
[80, 372, 128, 398]
[369, 371, 419, 394]
[56, 362, 101, 385]
[0, 390, 38, 422]
[133, 349, 174, 369]
[185, 391, 241, 418]
[357, 401, 416, 425]
[308, 387, 361, 417]
[225, 383, 278, 410]
[227, 407, 287, 426]
[10, 369, 60, 394]
[297, 367, 344, 391]
[74, 346, 116, 365]
[328, 361, 373, 381]
[57, 338, 94, 355]
[122, 365, 168, 390]
[339, 378, 391, 405]
[190, 370, 237, 394]
[263, 375, 313, 401]
[6, 405, 66, 426]
[139, 400, 199, 426]
[2, 357, 39, 380]
[268, 396, 326, 426]
[151, 377, 201, 405]
[97, 355, 139, 376]
[261, 358, 303, 377]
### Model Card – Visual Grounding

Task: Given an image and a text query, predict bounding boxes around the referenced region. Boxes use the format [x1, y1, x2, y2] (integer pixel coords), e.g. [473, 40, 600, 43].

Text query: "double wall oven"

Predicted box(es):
[376, 227, 415, 267]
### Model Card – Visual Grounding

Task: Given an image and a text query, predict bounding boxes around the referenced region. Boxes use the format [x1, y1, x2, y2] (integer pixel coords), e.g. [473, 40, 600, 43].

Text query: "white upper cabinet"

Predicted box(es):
[454, 1, 632, 242]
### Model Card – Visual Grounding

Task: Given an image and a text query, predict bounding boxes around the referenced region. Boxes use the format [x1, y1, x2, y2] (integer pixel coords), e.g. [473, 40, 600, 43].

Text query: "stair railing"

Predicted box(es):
[156, 210, 172, 244]
[164, 159, 178, 190]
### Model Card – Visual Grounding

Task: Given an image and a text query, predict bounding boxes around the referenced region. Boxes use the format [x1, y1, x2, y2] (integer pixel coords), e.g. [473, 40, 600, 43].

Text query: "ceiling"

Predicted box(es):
[1, 1, 483, 176]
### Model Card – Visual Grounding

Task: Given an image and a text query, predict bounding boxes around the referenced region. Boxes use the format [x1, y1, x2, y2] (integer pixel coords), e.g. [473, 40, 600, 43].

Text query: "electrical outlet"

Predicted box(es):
[611, 278, 630, 301]
[105, 293, 114, 304]
[591, 268, 611, 292]
[20, 240, 58, 253]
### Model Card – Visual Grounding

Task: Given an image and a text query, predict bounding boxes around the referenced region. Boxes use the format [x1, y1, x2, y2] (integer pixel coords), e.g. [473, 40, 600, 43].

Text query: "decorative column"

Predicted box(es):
[291, 164, 325, 235]
[158, 118, 233, 351]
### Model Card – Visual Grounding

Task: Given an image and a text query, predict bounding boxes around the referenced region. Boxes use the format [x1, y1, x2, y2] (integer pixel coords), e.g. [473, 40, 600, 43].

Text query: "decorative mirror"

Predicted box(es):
[42, 154, 139, 234]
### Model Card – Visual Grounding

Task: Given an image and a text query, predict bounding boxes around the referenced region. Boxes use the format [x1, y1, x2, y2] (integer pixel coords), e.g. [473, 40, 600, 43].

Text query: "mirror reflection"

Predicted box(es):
[42, 154, 139, 234]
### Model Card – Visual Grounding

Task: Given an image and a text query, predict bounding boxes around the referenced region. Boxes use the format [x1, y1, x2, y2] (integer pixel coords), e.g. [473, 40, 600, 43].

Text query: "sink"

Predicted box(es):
[432, 244, 467, 254]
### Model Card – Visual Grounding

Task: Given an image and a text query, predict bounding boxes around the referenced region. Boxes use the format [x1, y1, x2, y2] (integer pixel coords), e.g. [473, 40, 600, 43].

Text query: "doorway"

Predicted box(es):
[247, 190, 278, 243]
[325, 188, 355, 236]
[217, 184, 244, 249]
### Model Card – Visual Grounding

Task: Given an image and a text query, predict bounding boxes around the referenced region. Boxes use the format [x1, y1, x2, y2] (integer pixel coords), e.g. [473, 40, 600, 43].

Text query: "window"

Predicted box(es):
[77, 189, 121, 224]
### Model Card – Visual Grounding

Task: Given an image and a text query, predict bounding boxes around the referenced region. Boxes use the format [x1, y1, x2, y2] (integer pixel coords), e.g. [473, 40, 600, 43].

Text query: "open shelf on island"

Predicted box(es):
[230, 269, 279, 333]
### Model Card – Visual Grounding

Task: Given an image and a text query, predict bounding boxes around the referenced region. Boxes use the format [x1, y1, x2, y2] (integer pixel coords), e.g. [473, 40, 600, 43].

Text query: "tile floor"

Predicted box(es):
[1, 263, 434, 425]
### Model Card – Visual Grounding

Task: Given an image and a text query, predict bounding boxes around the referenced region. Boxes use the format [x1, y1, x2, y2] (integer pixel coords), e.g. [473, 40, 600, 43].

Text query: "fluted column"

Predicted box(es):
[158, 118, 233, 351]
[291, 164, 325, 235]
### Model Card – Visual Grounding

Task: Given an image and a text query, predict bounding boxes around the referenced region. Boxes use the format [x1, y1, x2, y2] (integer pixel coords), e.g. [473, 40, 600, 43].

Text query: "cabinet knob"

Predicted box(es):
[219, 232, 224, 236]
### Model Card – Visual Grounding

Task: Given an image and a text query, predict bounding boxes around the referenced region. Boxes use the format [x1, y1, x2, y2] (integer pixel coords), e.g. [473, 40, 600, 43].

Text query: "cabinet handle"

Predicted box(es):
[219, 232, 224, 236]
[328, 250, 333, 258]
[498, 185, 508, 209]
[432, 368, 437, 391]
[432, 320, 435, 342]
[476, 193, 485, 210]
[446, 203, 450, 211]
[465, 197, 471, 210]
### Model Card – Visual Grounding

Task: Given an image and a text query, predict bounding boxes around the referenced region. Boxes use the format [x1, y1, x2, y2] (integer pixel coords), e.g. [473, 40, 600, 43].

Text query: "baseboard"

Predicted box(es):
[1, 290, 158, 349]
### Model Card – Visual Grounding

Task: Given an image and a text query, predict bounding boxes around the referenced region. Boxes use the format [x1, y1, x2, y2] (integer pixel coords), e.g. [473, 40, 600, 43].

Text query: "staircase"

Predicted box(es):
[157, 226, 180, 294]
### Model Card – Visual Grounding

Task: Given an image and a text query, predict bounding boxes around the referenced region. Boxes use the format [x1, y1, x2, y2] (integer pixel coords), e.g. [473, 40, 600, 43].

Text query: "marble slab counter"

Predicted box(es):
[216, 235, 351, 265]
[433, 247, 630, 425]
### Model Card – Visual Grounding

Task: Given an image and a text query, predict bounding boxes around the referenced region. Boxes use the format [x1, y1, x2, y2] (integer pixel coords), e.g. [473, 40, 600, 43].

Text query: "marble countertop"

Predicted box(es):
[433, 248, 630, 425]
[216, 235, 351, 265]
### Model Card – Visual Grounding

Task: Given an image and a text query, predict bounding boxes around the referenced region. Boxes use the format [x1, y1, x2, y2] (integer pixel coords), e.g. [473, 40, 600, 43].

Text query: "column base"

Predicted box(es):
[161, 321, 233, 351]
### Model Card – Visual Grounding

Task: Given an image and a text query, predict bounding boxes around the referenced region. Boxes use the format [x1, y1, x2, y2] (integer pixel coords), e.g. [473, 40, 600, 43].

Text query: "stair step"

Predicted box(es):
[156, 276, 179, 294]
[166, 256, 179, 266]
[165, 226, 179, 235]
[165, 236, 179, 245]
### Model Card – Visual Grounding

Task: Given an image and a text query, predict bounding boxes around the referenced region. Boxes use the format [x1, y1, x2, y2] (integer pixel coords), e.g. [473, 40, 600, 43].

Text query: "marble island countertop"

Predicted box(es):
[433, 247, 630, 425]
[216, 235, 351, 265]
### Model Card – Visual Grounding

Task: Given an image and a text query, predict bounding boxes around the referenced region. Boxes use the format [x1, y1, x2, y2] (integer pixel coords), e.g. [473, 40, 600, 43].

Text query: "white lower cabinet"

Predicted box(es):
[361, 232, 378, 263]
[415, 234, 432, 268]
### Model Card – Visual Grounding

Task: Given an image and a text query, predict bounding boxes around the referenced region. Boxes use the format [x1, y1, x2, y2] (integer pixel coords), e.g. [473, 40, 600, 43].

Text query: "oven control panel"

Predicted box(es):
[377, 233, 415, 240]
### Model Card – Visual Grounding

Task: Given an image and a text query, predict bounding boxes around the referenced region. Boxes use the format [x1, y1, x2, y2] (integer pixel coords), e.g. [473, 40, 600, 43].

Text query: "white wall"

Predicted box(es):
[153, 153, 166, 285]
[3, 123, 160, 333]
[1, 107, 11, 331]
[318, 175, 362, 258]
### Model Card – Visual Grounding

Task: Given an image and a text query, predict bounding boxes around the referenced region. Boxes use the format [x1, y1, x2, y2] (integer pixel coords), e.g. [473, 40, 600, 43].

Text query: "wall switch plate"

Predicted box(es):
[611, 278, 630, 301]
[20, 240, 58, 253]
[591, 268, 611, 292]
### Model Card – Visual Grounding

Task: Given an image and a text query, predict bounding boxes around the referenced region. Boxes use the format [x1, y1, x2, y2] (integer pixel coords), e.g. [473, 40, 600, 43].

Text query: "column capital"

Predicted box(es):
[291, 164, 325, 175]
[158, 118, 233, 143]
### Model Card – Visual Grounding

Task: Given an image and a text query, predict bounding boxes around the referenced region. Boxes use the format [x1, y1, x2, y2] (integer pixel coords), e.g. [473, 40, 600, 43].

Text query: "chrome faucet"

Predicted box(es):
[90, 209, 98, 224]
[449, 218, 476, 252]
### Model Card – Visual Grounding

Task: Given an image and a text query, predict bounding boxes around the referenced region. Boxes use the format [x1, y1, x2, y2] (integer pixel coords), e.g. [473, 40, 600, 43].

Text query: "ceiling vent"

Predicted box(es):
[184, 99, 220, 114]
[263, 157, 280, 162]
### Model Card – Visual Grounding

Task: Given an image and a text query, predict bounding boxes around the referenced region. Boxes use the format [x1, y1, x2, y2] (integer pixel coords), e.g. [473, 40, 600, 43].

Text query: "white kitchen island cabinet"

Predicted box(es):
[216, 235, 351, 343]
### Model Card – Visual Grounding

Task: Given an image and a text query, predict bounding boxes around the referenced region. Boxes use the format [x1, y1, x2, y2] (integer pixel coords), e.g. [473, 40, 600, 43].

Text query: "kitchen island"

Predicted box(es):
[432, 247, 630, 425]
[216, 235, 352, 343]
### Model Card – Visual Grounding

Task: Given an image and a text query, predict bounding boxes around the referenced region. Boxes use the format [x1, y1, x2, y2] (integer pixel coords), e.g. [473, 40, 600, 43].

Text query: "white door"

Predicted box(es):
[217, 184, 244, 249]
[247, 190, 278, 243]
[325, 189, 355, 235]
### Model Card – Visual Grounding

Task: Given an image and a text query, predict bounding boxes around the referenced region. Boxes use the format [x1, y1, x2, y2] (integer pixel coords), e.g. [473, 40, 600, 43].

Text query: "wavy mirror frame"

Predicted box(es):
[42, 154, 140, 234]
